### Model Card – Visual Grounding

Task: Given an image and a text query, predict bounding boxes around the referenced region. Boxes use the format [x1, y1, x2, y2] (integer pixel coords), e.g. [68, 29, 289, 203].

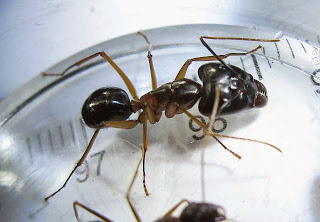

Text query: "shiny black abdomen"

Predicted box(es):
[82, 87, 132, 128]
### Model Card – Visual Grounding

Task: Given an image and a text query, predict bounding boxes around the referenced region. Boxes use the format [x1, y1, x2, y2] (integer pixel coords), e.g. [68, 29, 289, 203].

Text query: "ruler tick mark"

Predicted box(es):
[251, 54, 263, 80]
[286, 39, 295, 59]
[299, 41, 307, 53]
[58, 125, 65, 147]
[69, 121, 76, 144]
[240, 57, 246, 71]
[274, 42, 283, 64]
[37, 133, 43, 154]
[48, 129, 54, 152]
[80, 118, 88, 145]
[262, 47, 272, 68]
[26, 138, 33, 165]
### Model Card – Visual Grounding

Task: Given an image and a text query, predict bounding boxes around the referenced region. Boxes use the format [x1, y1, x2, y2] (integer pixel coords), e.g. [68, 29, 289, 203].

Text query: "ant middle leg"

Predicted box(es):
[72, 150, 144, 222]
[42, 51, 139, 101]
[73, 201, 112, 222]
[44, 120, 139, 202]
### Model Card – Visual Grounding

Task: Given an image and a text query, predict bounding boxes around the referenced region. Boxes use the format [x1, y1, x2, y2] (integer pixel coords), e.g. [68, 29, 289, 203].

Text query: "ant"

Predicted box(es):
[43, 31, 282, 201]
[73, 88, 237, 222]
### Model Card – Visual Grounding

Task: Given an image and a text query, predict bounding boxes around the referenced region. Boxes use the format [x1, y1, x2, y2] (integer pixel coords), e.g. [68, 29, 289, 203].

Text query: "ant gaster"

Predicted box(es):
[43, 32, 281, 201]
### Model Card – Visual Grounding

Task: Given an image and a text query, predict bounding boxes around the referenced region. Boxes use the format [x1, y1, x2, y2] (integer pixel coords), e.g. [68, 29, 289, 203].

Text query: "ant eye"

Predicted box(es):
[230, 79, 240, 89]
[216, 207, 226, 220]
[218, 64, 226, 70]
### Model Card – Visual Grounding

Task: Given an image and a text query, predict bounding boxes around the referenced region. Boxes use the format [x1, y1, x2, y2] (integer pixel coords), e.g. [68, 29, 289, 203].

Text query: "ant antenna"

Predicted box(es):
[201, 85, 221, 202]
[200, 37, 240, 78]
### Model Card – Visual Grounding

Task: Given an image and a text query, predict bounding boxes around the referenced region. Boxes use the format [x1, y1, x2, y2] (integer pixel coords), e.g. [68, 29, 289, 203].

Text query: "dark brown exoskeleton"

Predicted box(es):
[43, 33, 281, 201]
[72, 85, 235, 222]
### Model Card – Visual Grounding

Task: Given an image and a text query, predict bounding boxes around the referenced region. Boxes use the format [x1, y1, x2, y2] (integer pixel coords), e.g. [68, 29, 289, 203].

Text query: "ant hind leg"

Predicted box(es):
[44, 120, 140, 202]
[42, 51, 139, 101]
[73, 201, 113, 222]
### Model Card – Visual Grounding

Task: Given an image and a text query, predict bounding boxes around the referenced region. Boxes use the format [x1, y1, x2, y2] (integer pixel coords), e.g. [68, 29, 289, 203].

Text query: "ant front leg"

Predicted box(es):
[44, 120, 139, 202]
[200, 36, 280, 42]
[175, 35, 280, 80]
[179, 86, 282, 159]
[181, 106, 282, 157]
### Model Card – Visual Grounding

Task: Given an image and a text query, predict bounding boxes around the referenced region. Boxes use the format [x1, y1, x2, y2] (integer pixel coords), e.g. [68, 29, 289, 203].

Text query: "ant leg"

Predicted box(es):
[137, 31, 157, 90]
[100, 120, 139, 129]
[180, 107, 282, 157]
[141, 118, 149, 196]
[200, 86, 221, 201]
[126, 155, 143, 222]
[44, 128, 101, 202]
[44, 120, 139, 202]
[199, 36, 279, 76]
[200, 36, 280, 42]
[175, 46, 262, 80]
[42, 51, 139, 101]
[73, 201, 112, 222]
[179, 86, 242, 159]
[161, 199, 190, 218]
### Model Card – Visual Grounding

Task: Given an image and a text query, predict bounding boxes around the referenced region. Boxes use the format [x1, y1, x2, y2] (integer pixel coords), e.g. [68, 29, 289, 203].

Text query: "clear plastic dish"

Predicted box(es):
[1, 24, 320, 222]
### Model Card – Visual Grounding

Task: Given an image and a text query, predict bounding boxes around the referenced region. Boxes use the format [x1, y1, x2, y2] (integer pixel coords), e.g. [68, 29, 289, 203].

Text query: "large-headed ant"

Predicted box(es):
[73, 89, 239, 222]
[43, 32, 281, 201]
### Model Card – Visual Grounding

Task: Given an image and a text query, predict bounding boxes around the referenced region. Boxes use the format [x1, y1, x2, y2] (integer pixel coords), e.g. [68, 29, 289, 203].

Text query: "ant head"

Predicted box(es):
[180, 202, 226, 222]
[198, 63, 268, 116]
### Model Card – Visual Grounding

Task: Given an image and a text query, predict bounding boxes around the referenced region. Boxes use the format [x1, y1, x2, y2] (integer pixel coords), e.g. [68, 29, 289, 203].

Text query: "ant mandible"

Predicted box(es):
[73, 88, 243, 222]
[43, 31, 282, 201]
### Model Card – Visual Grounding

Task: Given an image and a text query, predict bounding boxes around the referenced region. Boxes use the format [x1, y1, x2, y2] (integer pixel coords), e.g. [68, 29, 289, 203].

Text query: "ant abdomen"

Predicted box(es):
[82, 87, 133, 128]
